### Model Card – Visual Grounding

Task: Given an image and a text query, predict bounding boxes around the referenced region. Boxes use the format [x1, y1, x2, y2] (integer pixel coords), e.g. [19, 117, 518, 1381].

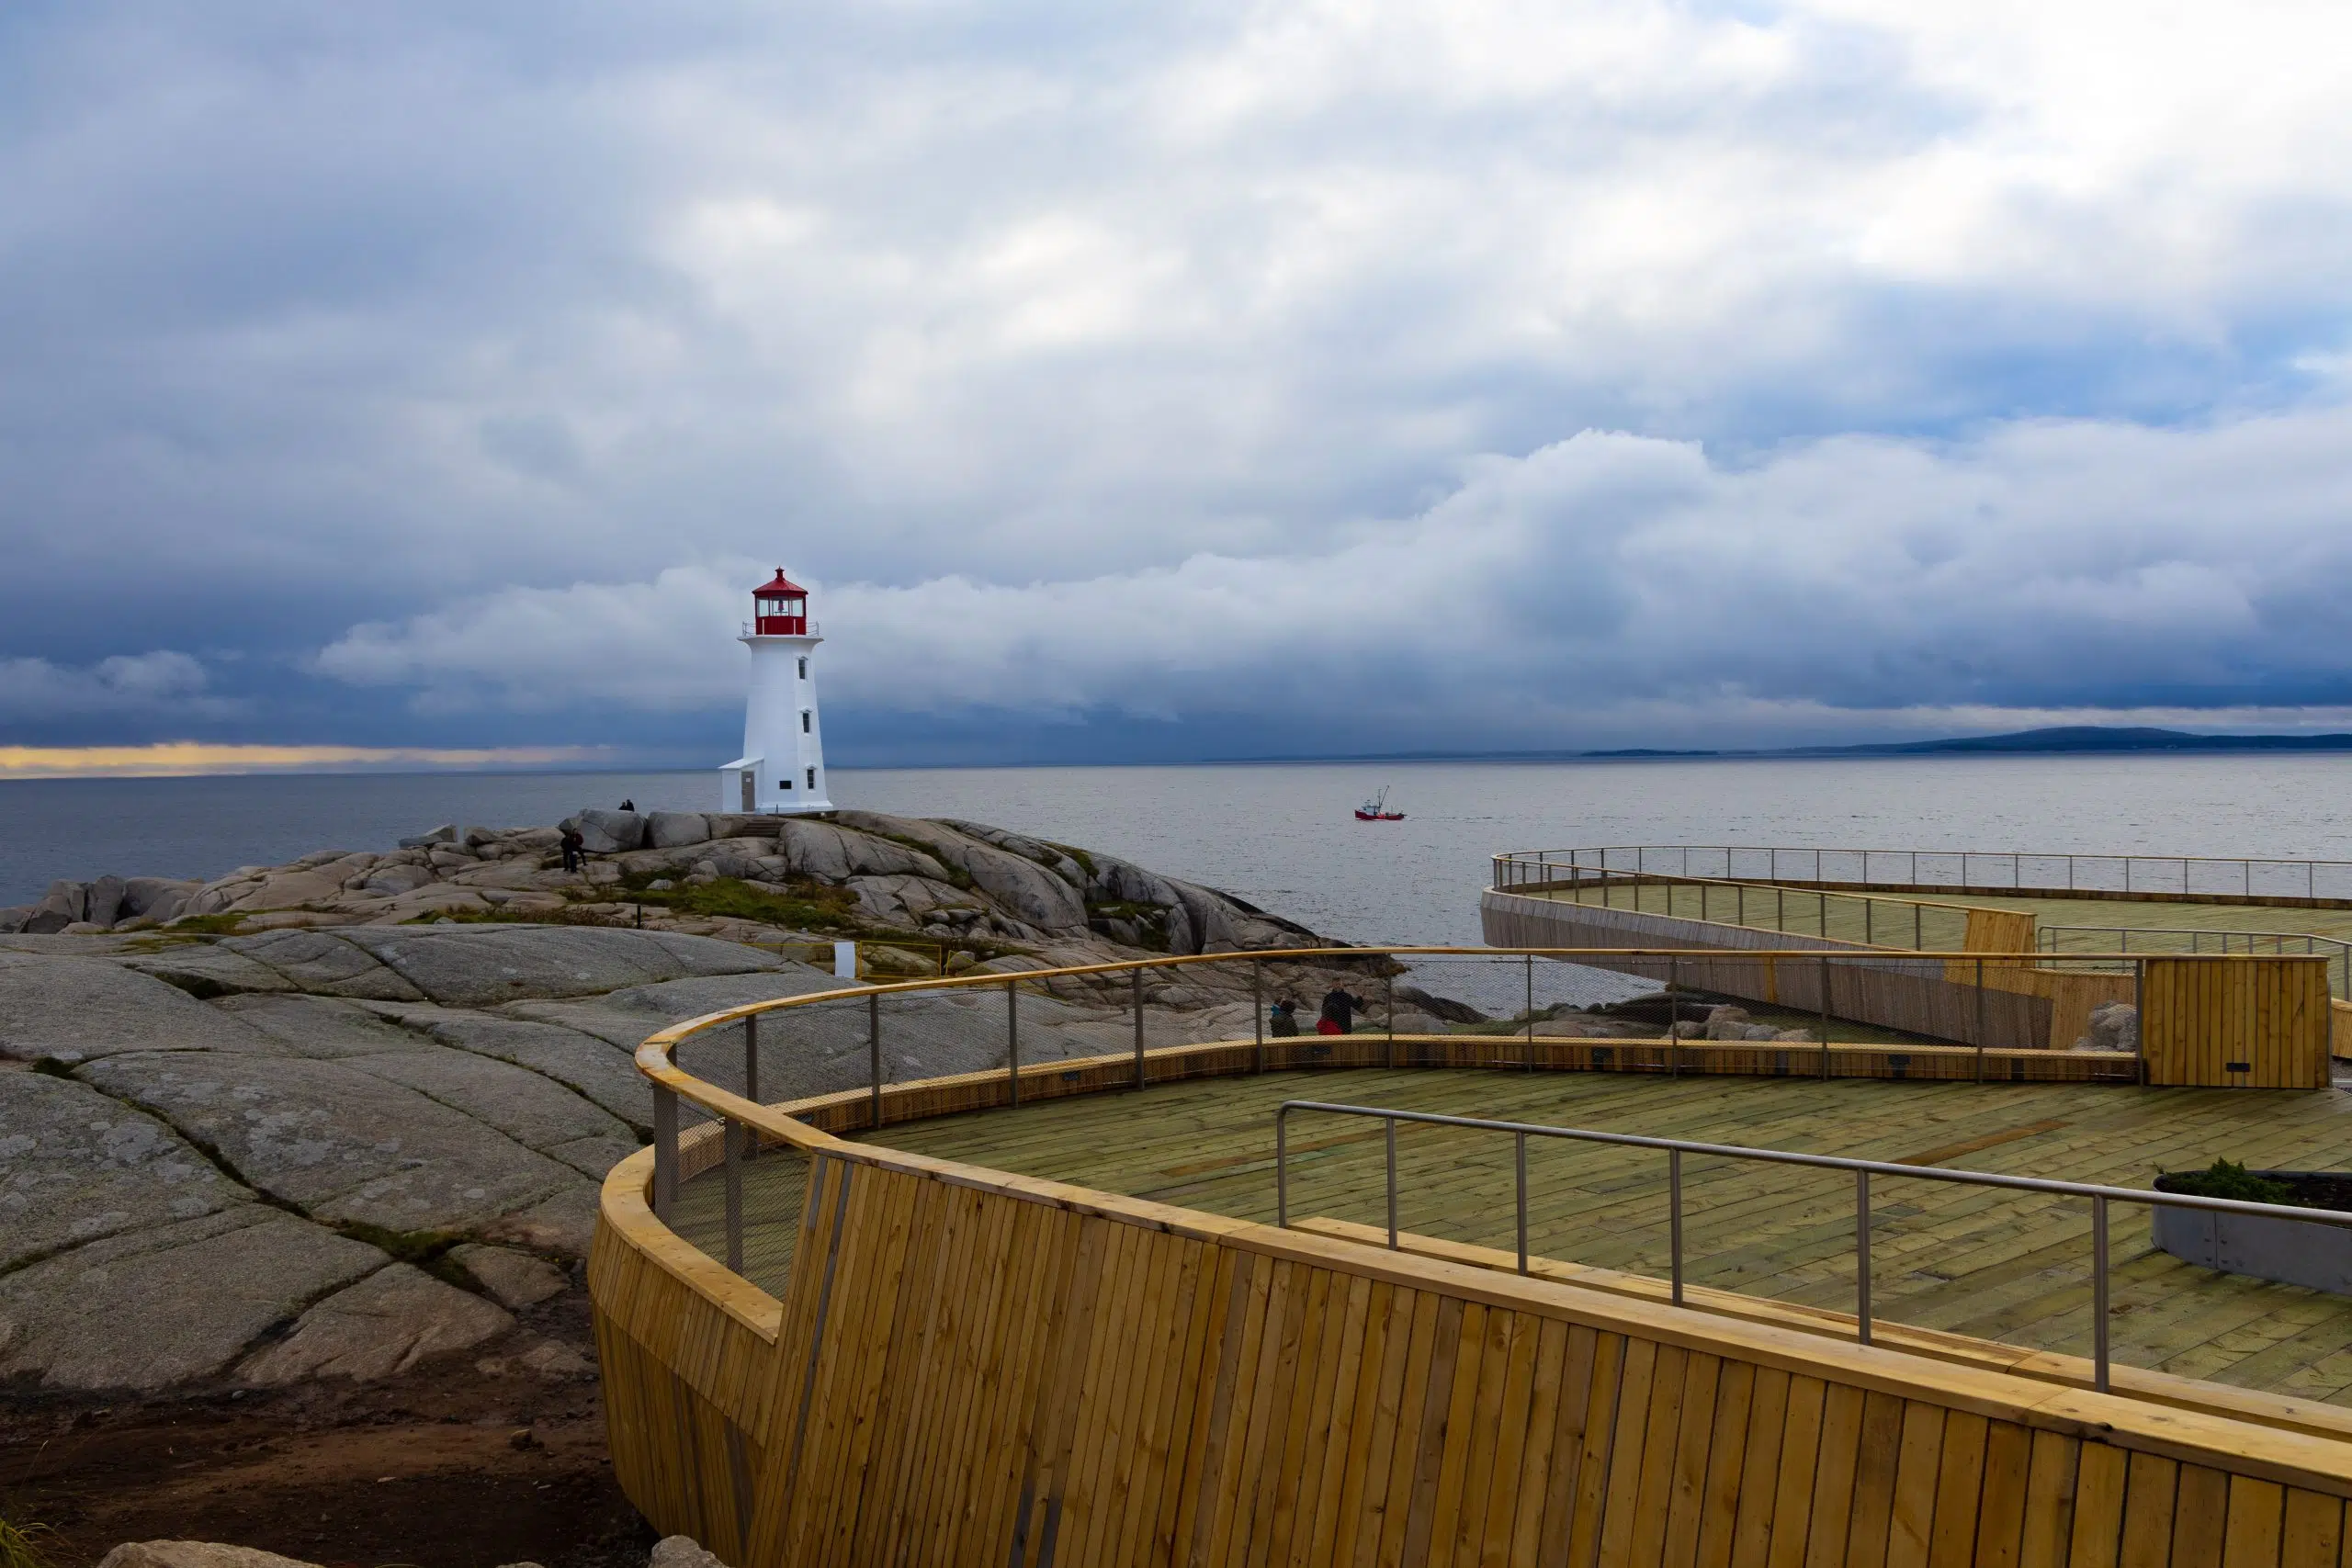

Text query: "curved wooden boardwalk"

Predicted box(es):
[591, 953, 2352, 1568]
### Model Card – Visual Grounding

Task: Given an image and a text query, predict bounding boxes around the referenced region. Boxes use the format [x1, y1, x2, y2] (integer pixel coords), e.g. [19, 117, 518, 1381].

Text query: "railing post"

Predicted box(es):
[1819, 956, 1832, 1077]
[724, 1118, 744, 1274]
[1777, 886, 1785, 931]
[1385, 1118, 1399, 1249]
[1865, 898, 1873, 945]
[1975, 958, 1987, 1082]
[1385, 968, 1396, 1068]
[1856, 1168, 1872, 1345]
[2134, 959, 2147, 1085]
[652, 1083, 678, 1221]
[867, 989, 883, 1132]
[1007, 978, 1021, 1108]
[744, 1012, 760, 1108]
[1913, 903, 1922, 950]
[1133, 964, 1147, 1089]
[1275, 1107, 1290, 1228]
[1253, 960, 1265, 1074]
[1524, 953, 1535, 1070]
[1515, 1130, 1530, 1275]
[2091, 1194, 2110, 1392]
[1737, 884, 1746, 927]
[1669, 1148, 1684, 1305]
[1668, 955, 1681, 1077]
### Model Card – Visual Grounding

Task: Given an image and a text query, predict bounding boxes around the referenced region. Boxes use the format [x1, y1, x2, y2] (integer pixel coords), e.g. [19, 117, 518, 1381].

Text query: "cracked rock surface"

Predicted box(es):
[0, 816, 1359, 1395]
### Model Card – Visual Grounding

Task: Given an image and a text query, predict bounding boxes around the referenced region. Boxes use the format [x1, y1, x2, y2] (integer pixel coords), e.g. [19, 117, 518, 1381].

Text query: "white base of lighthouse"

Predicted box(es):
[724, 630, 832, 815]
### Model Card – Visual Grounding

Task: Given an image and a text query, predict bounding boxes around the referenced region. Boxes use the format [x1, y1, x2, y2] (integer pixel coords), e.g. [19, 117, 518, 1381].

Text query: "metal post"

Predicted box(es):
[1777, 887, 1785, 931]
[1133, 964, 1147, 1089]
[1865, 898, 1873, 945]
[867, 989, 882, 1131]
[1275, 1109, 1289, 1228]
[1668, 956, 1682, 1076]
[1253, 961, 1264, 1074]
[1737, 884, 1746, 927]
[724, 1119, 743, 1273]
[1007, 979, 1021, 1108]
[1914, 903, 1922, 950]
[1856, 1169, 1872, 1345]
[744, 1012, 760, 1107]
[1819, 956, 1832, 1078]
[652, 1083, 678, 1220]
[1524, 953, 1535, 1070]
[2091, 1195, 2110, 1392]
[1975, 958, 1987, 1082]
[2134, 959, 2146, 1084]
[1668, 1148, 1686, 1304]
[1515, 1131, 1530, 1275]
[1385, 1119, 1399, 1249]
[1385, 970, 1396, 1068]
[2068, 854, 2075, 891]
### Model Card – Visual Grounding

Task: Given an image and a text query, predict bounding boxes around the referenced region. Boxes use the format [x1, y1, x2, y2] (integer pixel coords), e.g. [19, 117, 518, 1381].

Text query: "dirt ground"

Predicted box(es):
[0, 1291, 651, 1568]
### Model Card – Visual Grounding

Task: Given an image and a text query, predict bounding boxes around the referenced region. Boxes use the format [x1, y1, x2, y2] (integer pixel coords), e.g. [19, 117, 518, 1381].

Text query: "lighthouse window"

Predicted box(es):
[807, 767, 817, 790]
[797, 658, 807, 679]
[801, 710, 811, 733]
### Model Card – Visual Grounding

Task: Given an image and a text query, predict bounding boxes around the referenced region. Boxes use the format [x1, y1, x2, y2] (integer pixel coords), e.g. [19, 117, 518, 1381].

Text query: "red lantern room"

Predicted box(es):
[752, 570, 808, 636]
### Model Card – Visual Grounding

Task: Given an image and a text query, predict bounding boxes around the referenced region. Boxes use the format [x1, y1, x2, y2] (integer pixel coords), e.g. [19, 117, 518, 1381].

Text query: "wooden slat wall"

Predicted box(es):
[594, 1140, 2352, 1568]
[2334, 1000, 2352, 1063]
[1483, 894, 2079, 1048]
[2141, 957, 2331, 1089]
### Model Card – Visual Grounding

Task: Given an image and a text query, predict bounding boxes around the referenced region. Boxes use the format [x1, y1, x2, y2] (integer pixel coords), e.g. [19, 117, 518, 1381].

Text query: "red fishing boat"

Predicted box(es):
[1354, 786, 1406, 821]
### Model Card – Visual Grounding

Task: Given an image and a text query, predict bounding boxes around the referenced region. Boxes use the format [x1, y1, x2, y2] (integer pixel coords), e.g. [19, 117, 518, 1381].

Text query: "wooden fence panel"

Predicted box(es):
[2141, 957, 2330, 1089]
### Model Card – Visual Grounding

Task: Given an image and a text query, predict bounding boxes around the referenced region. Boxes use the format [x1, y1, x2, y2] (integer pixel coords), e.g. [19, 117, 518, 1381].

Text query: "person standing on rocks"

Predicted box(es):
[618, 798, 636, 811]
[1269, 998, 1301, 1037]
[1318, 985, 1366, 1035]
[560, 823, 585, 874]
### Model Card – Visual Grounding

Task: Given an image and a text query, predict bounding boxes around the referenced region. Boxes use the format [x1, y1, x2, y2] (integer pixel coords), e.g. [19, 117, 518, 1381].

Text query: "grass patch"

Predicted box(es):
[161, 912, 249, 935]
[1, 1515, 55, 1568]
[618, 874, 863, 931]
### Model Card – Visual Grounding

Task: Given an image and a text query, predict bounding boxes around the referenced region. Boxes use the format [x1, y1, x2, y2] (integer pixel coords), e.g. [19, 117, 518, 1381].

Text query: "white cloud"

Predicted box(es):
[311, 401, 2352, 743]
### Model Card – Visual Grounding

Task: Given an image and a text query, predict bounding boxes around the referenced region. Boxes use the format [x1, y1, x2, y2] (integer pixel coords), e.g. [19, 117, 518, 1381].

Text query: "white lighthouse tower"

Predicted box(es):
[719, 569, 833, 814]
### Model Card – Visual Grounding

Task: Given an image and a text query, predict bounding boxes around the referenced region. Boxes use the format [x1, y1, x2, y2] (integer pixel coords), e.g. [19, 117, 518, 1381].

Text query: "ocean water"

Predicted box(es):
[7, 754, 2352, 946]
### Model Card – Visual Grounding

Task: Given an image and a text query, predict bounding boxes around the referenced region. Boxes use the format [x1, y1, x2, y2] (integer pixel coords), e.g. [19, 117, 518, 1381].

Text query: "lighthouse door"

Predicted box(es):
[741, 771, 756, 811]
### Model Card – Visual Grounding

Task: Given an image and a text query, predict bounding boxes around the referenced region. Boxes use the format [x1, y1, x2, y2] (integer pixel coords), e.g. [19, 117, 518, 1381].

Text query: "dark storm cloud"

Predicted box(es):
[8, 1, 2352, 758]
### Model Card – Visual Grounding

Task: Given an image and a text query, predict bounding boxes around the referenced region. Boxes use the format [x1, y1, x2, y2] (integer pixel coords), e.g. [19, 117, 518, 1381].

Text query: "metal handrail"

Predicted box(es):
[2038, 926, 2352, 998]
[1272, 1098, 2352, 1393]
[1492, 846, 2352, 902]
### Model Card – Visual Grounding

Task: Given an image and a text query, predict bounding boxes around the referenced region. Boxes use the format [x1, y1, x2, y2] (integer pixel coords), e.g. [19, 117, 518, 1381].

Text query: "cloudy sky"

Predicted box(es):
[6, 0, 2352, 771]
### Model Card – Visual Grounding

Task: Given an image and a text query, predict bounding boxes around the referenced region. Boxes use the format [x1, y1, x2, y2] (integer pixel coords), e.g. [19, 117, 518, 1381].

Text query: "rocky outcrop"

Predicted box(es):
[5, 812, 1318, 981]
[0, 815, 1370, 1396]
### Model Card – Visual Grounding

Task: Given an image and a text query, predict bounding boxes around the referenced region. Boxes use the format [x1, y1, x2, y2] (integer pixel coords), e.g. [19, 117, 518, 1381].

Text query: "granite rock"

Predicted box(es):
[237, 1262, 514, 1384]
[0, 1207, 385, 1389]
[0, 955, 280, 1063]
[448, 1241, 571, 1308]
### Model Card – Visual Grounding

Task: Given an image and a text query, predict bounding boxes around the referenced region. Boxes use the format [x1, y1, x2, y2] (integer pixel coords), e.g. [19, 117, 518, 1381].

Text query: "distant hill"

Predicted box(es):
[1794, 726, 2352, 756]
[1273, 726, 2352, 764]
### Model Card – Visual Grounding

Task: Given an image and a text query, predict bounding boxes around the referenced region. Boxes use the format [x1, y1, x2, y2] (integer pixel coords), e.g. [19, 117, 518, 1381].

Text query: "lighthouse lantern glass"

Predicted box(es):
[754, 588, 807, 636]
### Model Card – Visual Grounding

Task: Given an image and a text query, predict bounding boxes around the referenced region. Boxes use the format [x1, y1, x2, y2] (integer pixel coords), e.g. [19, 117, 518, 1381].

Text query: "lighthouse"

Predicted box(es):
[718, 569, 833, 814]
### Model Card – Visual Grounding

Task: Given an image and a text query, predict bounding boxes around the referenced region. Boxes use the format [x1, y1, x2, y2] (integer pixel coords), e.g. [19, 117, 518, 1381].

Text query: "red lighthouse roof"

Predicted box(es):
[755, 569, 807, 596]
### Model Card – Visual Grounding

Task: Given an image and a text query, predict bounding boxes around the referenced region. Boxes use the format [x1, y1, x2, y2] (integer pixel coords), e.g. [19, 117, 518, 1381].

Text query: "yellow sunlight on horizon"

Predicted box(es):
[0, 742, 610, 779]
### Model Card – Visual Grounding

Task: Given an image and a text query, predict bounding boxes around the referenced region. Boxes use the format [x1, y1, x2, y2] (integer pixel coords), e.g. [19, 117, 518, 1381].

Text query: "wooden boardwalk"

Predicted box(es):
[839, 1067, 2352, 1404]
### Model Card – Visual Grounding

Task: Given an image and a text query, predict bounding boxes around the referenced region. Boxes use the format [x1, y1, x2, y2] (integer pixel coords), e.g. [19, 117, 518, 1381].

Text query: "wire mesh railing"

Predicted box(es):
[1495, 846, 2352, 901]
